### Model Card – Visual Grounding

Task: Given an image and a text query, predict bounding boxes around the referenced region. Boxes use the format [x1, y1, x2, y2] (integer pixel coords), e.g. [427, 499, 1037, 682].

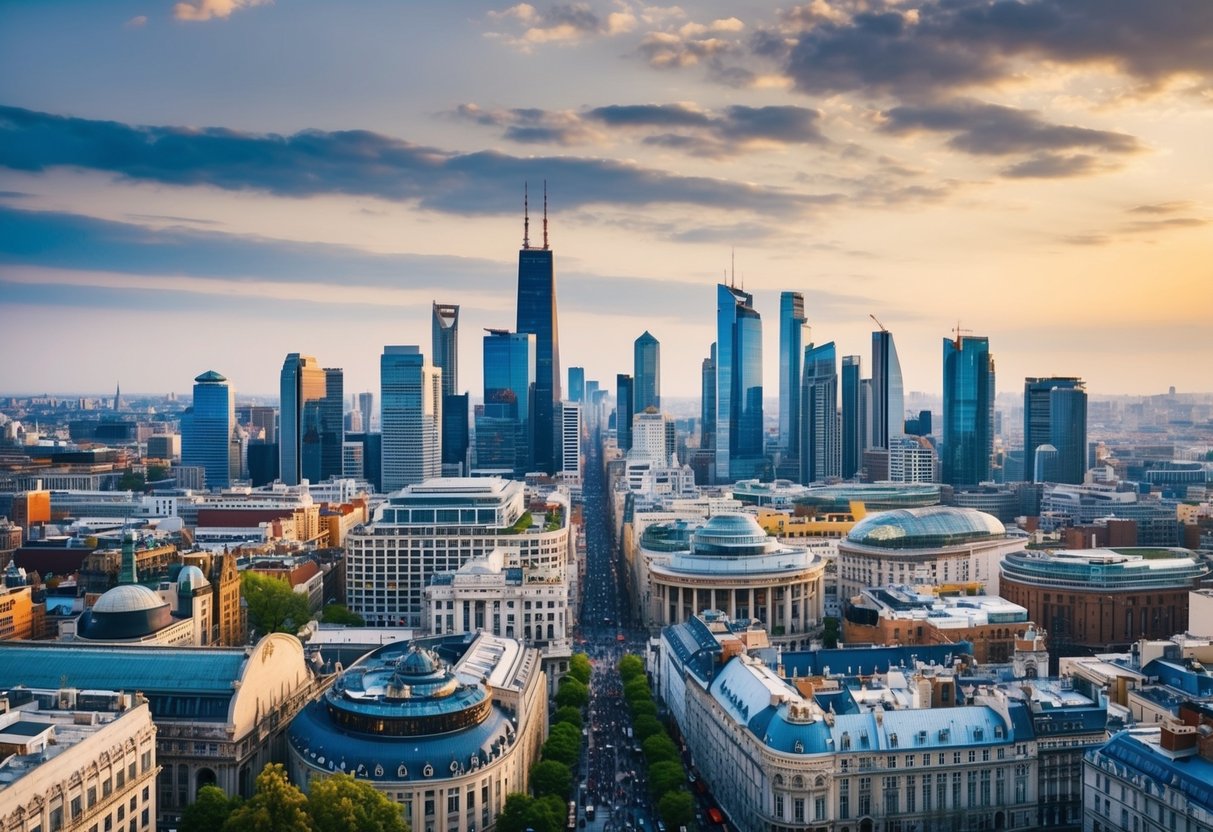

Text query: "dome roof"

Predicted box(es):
[194, 370, 227, 383]
[690, 513, 779, 557]
[93, 584, 169, 614]
[177, 565, 209, 591]
[846, 506, 1005, 549]
[398, 646, 438, 677]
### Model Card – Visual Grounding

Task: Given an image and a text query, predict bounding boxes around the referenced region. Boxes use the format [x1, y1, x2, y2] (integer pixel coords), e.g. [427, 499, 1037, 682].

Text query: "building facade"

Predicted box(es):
[432, 302, 460, 398]
[279, 353, 326, 487]
[634, 330, 660, 413]
[779, 291, 808, 464]
[380, 346, 442, 491]
[942, 335, 995, 487]
[516, 210, 561, 474]
[477, 330, 536, 476]
[616, 373, 634, 452]
[871, 328, 905, 451]
[182, 370, 235, 490]
[715, 283, 764, 483]
[841, 355, 862, 480]
[800, 341, 840, 484]
[1024, 377, 1086, 485]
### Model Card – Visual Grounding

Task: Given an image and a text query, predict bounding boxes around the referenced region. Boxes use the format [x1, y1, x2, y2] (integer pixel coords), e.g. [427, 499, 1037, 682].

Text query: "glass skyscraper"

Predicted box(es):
[871, 329, 904, 449]
[182, 370, 235, 489]
[841, 354, 862, 479]
[779, 291, 808, 458]
[633, 331, 660, 413]
[516, 237, 560, 474]
[1024, 377, 1087, 484]
[477, 330, 535, 475]
[380, 345, 442, 491]
[616, 373, 634, 452]
[431, 302, 459, 398]
[320, 367, 344, 481]
[800, 342, 840, 484]
[715, 283, 764, 482]
[942, 335, 995, 487]
[279, 353, 326, 486]
[701, 343, 716, 463]
[567, 366, 585, 403]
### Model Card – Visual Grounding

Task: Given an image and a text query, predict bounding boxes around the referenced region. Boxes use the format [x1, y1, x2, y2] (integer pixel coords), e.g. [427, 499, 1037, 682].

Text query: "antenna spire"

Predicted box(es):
[523, 182, 530, 250]
[731, 247, 736, 288]
[542, 180, 549, 250]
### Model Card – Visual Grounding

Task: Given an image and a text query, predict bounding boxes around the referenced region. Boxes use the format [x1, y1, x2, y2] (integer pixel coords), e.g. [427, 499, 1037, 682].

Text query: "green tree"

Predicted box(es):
[624, 677, 651, 705]
[117, 470, 146, 492]
[242, 572, 312, 636]
[554, 677, 588, 709]
[180, 785, 237, 832]
[618, 654, 645, 682]
[569, 652, 592, 684]
[321, 604, 365, 626]
[530, 760, 572, 799]
[822, 615, 840, 649]
[628, 698, 658, 719]
[642, 733, 679, 766]
[552, 706, 583, 730]
[497, 793, 560, 832]
[307, 773, 409, 832]
[542, 728, 581, 766]
[632, 714, 664, 743]
[657, 791, 694, 830]
[223, 764, 313, 832]
[647, 761, 684, 800]
[146, 464, 169, 482]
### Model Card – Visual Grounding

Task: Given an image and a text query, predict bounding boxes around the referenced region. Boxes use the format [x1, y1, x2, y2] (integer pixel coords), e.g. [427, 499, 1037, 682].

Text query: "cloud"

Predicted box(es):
[637, 29, 738, 68]
[486, 2, 616, 49]
[124, 15, 148, 28]
[1128, 201, 1196, 215]
[585, 103, 711, 128]
[1058, 203, 1209, 245]
[879, 99, 1142, 159]
[173, 0, 269, 23]
[0, 106, 815, 217]
[451, 104, 604, 146]
[1000, 153, 1102, 179]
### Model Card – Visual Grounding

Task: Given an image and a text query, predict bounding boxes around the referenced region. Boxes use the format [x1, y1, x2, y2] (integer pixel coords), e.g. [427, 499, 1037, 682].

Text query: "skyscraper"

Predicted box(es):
[942, 334, 996, 487]
[567, 366, 585, 403]
[515, 185, 561, 473]
[477, 330, 535, 475]
[633, 331, 660, 413]
[1024, 377, 1087, 484]
[441, 393, 469, 476]
[871, 328, 905, 449]
[841, 354, 862, 479]
[358, 391, 375, 432]
[279, 353, 325, 486]
[701, 343, 716, 457]
[800, 342, 840, 483]
[380, 346, 442, 491]
[559, 401, 581, 476]
[715, 284, 763, 482]
[431, 302, 459, 398]
[779, 291, 808, 457]
[616, 373, 634, 452]
[320, 367, 344, 481]
[182, 370, 235, 489]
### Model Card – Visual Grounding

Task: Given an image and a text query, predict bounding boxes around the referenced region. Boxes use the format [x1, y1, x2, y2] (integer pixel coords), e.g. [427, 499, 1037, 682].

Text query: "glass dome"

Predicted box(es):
[846, 506, 1004, 549]
[690, 513, 778, 557]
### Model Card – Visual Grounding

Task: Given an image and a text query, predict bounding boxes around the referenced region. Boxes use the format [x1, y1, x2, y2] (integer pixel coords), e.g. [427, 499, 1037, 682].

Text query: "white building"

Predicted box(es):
[560, 400, 581, 478]
[380, 345, 442, 491]
[342, 441, 365, 479]
[889, 436, 938, 483]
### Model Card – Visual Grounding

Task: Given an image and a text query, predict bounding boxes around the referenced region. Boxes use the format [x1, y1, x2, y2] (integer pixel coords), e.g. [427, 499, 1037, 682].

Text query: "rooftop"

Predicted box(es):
[846, 506, 1005, 549]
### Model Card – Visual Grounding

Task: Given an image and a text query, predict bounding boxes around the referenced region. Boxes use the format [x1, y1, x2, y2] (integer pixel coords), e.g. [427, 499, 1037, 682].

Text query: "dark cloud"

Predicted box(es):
[1123, 217, 1209, 233]
[1000, 153, 1101, 178]
[718, 105, 824, 143]
[1128, 201, 1196, 215]
[879, 100, 1141, 157]
[641, 133, 727, 158]
[585, 104, 711, 129]
[0, 190, 31, 199]
[771, 0, 1213, 98]
[0, 106, 811, 216]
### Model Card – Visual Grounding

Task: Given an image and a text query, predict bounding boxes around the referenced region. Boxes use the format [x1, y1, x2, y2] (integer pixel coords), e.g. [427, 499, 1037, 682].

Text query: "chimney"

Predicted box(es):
[1159, 721, 1198, 759]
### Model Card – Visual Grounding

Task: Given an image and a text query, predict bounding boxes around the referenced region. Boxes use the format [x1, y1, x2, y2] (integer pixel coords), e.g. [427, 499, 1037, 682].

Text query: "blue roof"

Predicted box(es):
[1142, 659, 1213, 697]
[1095, 731, 1213, 814]
[846, 506, 1004, 549]
[0, 642, 248, 694]
[782, 643, 973, 678]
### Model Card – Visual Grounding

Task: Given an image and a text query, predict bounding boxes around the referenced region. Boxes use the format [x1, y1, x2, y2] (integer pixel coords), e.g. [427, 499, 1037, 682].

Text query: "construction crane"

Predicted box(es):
[952, 321, 973, 348]
[869, 313, 888, 333]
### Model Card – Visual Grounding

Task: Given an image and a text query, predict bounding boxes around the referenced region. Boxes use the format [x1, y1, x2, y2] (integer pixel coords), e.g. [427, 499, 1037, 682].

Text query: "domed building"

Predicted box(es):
[646, 513, 825, 648]
[288, 632, 546, 832]
[71, 558, 213, 645]
[836, 506, 1025, 603]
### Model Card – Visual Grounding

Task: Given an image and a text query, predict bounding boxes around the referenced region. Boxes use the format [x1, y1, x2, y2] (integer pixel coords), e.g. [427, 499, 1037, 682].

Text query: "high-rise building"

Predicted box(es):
[515, 186, 561, 473]
[237, 404, 277, 444]
[942, 334, 995, 487]
[568, 366, 585, 404]
[559, 401, 581, 476]
[701, 343, 716, 455]
[871, 328, 905, 449]
[342, 441, 364, 480]
[380, 346, 442, 491]
[320, 367, 344, 481]
[800, 342, 840, 483]
[889, 435, 937, 483]
[358, 392, 375, 432]
[1023, 377, 1087, 485]
[182, 370, 235, 489]
[633, 331, 660, 413]
[616, 374, 634, 452]
[477, 330, 535, 475]
[431, 302, 459, 398]
[441, 393, 470, 476]
[841, 354, 862, 479]
[779, 291, 808, 458]
[279, 354, 325, 486]
[715, 284, 763, 482]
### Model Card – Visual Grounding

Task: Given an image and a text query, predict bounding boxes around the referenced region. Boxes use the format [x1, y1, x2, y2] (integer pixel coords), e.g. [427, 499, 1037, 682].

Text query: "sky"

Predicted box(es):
[1, 0, 1211, 401]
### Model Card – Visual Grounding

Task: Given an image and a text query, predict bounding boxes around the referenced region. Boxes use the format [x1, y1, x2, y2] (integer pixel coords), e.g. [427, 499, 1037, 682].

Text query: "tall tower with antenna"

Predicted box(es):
[516, 182, 561, 473]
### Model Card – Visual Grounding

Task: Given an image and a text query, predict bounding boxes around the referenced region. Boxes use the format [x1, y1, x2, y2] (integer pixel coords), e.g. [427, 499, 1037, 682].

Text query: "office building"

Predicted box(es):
[841, 354, 862, 479]
[942, 334, 996, 486]
[278, 354, 325, 485]
[633, 330, 660, 413]
[146, 433, 180, 463]
[905, 409, 933, 437]
[567, 365, 585, 403]
[236, 404, 277, 444]
[1024, 377, 1087, 484]
[442, 392, 470, 476]
[715, 283, 764, 482]
[181, 370, 235, 489]
[477, 330, 535, 476]
[342, 441, 364, 480]
[246, 442, 279, 487]
[616, 373, 634, 452]
[288, 634, 546, 832]
[559, 400, 581, 476]
[431, 302, 459, 398]
[358, 391, 375, 432]
[380, 346, 442, 491]
[515, 187, 561, 473]
[779, 291, 808, 464]
[871, 327, 905, 449]
[800, 341, 840, 484]
[344, 432, 381, 492]
[320, 367, 344, 481]
[889, 435, 938, 483]
[701, 343, 716, 457]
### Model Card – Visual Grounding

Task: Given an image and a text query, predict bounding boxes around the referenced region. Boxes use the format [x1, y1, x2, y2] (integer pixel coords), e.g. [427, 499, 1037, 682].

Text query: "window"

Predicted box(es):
[814, 796, 826, 821]
[793, 798, 805, 824]
[448, 793, 460, 814]
[70, 797, 82, 819]
[775, 793, 785, 818]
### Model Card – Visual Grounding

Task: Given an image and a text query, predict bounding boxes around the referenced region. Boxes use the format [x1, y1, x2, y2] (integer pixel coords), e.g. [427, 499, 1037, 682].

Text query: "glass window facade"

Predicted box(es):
[516, 248, 560, 473]
[942, 335, 995, 487]
[779, 291, 807, 456]
[716, 283, 765, 482]
[633, 331, 660, 413]
[477, 331, 535, 474]
[182, 371, 234, 489]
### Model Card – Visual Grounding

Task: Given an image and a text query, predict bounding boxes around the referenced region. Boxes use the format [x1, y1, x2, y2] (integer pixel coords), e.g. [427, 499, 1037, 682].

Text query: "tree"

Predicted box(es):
[618, 654, 645, 682]
[242, 572, 312, 636]
[321, 604, 365, 626]
[552, 706, 583, 730]
[180, 785, 236, 832]
[822, 615, 840, 649]
[657, 791, 694, 830]
[628, 698, 658, 719]
[568, 652, 592, 685]
[624, 677, 651, 705]
[530, 760, 572, 799]
[542, 725, 581, 766]
[632, 714, 664, 743]
[642, 733, 679, 766]
[308, 773, 408, 832]
[497, 793, 561, 832]
[554, 677, 588, 709]
[223, 764, 313, 832]
[648, 761, 684, 800]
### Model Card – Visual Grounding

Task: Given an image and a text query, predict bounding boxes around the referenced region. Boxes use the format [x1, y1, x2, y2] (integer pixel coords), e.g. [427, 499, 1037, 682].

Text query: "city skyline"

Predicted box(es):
[2, 1, 1212, 399]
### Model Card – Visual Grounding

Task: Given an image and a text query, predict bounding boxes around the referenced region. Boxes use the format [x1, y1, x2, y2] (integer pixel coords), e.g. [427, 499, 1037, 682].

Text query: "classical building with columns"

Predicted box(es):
[646, 513, 825, 648]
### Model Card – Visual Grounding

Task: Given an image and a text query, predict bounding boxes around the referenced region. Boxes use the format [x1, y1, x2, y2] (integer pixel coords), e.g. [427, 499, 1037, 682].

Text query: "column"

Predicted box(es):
[747, 588, 755, 622]
[729, 589, 737, 621]
[691, 587, 699, 619]
[784, 587, 793, 634]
